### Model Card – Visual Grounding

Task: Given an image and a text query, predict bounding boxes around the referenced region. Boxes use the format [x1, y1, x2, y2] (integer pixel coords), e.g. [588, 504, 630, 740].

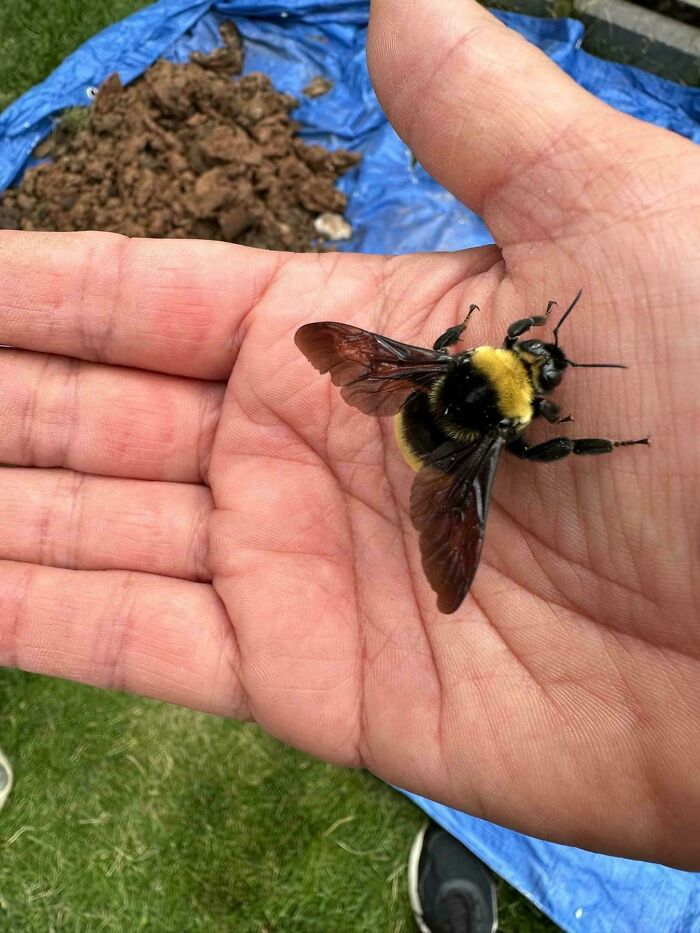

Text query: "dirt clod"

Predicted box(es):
[0, 23, 359, 251]
[303, 76, 334, 98]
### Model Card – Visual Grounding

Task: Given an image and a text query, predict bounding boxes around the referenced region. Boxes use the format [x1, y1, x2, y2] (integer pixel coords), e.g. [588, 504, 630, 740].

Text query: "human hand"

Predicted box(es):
[1, 0, 698, 868]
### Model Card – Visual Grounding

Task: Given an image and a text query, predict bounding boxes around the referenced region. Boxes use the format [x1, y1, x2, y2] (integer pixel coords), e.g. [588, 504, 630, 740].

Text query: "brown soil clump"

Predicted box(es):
[0, 23, 359, 251]
[303, 76, 334, 98]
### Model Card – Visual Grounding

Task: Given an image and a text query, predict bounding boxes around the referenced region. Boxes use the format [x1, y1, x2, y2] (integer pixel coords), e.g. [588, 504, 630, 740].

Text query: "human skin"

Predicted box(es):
[0, 0, 698, 868]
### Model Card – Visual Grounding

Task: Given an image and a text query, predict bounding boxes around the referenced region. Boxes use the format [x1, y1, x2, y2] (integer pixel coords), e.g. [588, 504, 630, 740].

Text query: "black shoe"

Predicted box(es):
[408, 822, 497, 933]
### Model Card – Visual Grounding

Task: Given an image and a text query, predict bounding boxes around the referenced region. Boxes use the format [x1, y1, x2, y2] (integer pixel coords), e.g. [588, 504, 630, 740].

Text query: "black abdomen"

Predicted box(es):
[396, 391, 452, 468]
[436, 364, 501, 437]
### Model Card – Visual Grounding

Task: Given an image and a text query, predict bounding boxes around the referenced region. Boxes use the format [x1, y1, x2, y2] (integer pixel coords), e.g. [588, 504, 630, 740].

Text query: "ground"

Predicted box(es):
[0, 672, 554, 931]
[0, 3, 556, 930]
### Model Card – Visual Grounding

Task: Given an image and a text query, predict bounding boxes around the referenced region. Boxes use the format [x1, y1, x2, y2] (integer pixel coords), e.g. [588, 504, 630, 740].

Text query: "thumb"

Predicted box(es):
[367, 0, 621, 242]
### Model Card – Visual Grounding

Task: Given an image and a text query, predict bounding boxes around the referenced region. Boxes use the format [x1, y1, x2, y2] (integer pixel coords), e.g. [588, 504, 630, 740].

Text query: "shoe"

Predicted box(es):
[408, 822, 497, 933]
[0, 748, 13, 812]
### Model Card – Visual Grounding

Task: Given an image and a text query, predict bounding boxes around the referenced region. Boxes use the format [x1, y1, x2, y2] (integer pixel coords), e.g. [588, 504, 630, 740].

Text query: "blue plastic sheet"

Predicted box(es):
[1, 2, 699, 929]
[405, 792, 700, 932]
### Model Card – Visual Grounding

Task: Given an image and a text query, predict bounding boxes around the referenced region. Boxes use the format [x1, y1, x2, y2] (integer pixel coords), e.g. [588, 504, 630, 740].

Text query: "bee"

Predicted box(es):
[295, 292, 648, 614]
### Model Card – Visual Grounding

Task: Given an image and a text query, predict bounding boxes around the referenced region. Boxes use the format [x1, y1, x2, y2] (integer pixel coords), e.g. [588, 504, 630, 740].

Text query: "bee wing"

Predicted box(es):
[410, 433, 504, 614]
[295, 322, 450, 416]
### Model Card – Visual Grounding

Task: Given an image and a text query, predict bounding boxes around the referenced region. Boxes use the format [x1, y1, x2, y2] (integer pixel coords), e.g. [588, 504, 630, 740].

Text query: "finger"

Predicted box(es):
[0, 349, 223, 482]
[368, 0, 624, 238]
[0, 561, 247, 719]
[0, 468, 211, 580]
[0, 230, 285, 379]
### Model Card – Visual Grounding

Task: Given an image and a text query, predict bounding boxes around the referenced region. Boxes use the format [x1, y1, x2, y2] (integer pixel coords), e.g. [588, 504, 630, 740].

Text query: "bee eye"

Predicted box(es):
[541, 363, 564, 389]
[521, 339, 544, 354]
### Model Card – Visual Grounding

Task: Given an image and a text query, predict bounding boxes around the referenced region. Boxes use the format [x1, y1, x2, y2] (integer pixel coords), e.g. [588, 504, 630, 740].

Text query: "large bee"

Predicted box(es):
[295, 292, 648, 613]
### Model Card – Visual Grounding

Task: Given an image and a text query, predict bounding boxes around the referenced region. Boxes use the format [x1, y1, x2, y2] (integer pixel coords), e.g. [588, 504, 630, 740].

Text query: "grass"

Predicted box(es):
[0, 1, 152, 112]
[0, 672, 557, 931]
[0, 671, 418, 931]
[0, 5, 559, 931]
[1, 671, 423, 931]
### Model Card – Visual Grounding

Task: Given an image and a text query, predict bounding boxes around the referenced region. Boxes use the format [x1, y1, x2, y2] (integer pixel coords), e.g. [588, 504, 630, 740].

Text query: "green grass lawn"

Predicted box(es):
[0, 4, 558, 931]
[0, 672, 556, 932]
[0, 1, 153, 112]
[1, 671, 423, 931]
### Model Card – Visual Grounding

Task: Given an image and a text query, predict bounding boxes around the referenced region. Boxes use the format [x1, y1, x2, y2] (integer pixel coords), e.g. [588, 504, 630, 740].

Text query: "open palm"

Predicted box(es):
[1, 0, 698, 868]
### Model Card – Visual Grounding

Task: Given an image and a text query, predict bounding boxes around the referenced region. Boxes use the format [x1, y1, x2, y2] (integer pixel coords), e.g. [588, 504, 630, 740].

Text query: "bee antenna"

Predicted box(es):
[567, 360, 627, 369]
[555, 290, 627, 367]
[552, 289, 583, 347]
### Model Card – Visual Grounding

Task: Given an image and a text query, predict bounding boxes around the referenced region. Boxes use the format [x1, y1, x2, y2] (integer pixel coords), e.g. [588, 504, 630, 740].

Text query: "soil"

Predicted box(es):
[303, 76, 334, 98]
[0, 22, 360, 251]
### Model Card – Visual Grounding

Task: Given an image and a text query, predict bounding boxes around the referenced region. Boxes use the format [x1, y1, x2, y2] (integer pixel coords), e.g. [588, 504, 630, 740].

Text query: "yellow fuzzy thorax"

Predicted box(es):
[470, 346, 534, 427]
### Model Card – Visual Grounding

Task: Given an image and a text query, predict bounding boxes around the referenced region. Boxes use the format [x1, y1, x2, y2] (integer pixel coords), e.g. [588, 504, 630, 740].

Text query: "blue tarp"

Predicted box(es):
[405, 792, 700, 932]
[1, 2, 698, 930]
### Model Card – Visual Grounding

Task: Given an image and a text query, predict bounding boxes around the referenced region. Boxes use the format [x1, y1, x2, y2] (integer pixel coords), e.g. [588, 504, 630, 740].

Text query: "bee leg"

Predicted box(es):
[433, 304, 479, 351]
[534, 398, 573, 424]
[504, 300, 557, 349]
[507, 435, 649, 462]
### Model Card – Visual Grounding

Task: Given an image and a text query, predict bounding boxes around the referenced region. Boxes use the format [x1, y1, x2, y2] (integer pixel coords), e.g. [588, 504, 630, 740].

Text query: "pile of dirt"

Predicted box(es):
[0, 23, 360, 251]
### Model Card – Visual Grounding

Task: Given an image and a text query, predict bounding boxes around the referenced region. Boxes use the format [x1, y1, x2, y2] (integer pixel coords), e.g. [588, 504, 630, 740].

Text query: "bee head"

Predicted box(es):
[519, 291, 627, 393]
[519, 340, 569, 391]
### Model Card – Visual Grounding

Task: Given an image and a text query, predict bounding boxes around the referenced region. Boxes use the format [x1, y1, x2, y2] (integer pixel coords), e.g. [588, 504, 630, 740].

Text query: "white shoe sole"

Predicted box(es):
[407, 822, 432, 933]
[0, 748, 13, 812]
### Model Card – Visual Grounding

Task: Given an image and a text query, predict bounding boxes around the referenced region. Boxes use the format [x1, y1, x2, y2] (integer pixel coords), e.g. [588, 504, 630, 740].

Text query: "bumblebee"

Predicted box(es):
[295, 292, 648, 614]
